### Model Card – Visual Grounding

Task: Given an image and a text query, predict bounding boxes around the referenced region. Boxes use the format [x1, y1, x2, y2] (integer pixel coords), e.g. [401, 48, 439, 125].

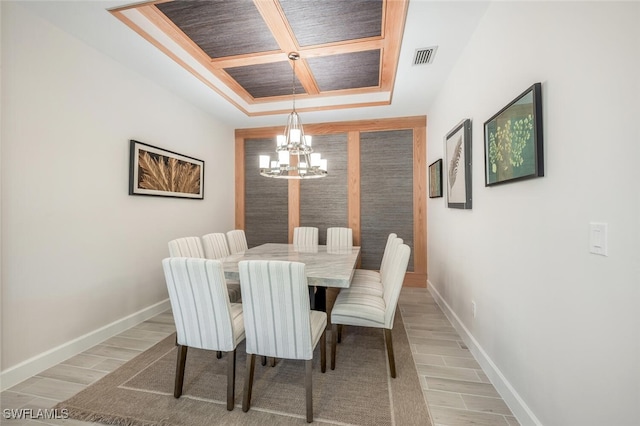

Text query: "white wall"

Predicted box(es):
[426, 2, 639, 425]
[1, 2, 235, 385]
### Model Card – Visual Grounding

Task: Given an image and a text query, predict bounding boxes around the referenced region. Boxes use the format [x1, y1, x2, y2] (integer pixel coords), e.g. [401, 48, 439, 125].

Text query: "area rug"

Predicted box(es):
[55, 313, 430, 425]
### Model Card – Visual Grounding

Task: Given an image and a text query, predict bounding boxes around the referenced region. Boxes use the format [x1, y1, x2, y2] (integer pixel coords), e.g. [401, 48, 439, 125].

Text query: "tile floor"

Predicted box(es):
[1, 287, 519, 426]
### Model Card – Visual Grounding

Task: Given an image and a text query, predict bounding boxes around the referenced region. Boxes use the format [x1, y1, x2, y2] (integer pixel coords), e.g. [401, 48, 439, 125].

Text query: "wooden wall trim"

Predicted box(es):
[235, 116, 426, 139]
[288, 179, 300, 243]
[413, 123, 427, 277]
[347, 131, 361, 246]
[234, 135, 245, 229]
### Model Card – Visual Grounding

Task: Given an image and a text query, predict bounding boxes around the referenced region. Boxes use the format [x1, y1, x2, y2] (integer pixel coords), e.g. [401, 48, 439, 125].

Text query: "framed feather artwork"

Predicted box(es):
[129, 140, 204, 199]
[445, 119, 472, 209]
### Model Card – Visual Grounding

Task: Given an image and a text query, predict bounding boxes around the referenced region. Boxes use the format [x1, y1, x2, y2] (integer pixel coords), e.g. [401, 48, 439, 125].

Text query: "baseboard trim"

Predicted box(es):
[427, 281, 542, 426]
[0, 298, 171, 391]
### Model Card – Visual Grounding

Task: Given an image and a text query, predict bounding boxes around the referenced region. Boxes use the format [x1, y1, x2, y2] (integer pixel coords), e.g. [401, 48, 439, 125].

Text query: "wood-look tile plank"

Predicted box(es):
[82, 344, 142, 361]
[36, 365, 106, 386]
[16, 378, 86, 401]
[417, 364, 482, 382]
[461, 394, 513, 415]
[430, 406, 509, 426]
[60, 354, 107, 369]
[424, 389, 466, 409]
[424, 377, 501, 398]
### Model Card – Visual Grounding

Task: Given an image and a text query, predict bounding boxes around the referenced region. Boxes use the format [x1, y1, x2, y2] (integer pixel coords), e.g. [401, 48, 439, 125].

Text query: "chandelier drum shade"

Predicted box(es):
[259, 52, 327, 179]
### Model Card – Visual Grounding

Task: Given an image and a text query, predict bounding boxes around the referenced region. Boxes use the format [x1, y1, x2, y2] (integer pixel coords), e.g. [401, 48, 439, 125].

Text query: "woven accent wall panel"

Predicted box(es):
[360, 130, 414, 271]
[300, 134, 349, 245]
[244, 139, 289, 247]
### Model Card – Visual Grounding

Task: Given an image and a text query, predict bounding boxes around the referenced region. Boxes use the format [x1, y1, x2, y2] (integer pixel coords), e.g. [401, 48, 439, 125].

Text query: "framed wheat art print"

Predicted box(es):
[129, 140, 204, 199]
[445, 119, 472, 209]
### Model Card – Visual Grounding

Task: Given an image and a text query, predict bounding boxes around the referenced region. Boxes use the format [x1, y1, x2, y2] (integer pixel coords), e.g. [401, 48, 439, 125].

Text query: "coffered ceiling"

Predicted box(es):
[110, 0, 409, 116]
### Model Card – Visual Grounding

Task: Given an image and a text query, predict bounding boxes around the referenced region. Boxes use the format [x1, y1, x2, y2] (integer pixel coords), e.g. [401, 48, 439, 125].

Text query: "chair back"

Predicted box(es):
[380, 236, 403, 279]
[326, 227, 353, 249]
[382, 244, 411, 328]
[202, 233, 231, 259]
[378, 233, 398, 272]
[226, 229, 248, 254]
[168, 237, 205, 258]
[162, 257, 243, 351]
[239, 260, 315, 360]
[293, 227, 319, 247]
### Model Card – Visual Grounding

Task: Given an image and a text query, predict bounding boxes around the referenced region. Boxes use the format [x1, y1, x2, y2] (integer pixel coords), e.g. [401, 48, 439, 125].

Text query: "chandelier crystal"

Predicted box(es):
[259, 52, 327, 179]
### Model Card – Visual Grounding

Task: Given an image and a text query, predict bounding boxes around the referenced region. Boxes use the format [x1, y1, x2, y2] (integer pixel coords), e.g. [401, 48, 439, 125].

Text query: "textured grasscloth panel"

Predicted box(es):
[245, 139, 288, 247]
[279, 0, 383, 46]
[360, 130, 414, 271]
[225, 62, 305, 99]
[300, 134, 348, 245]
[307, 50, 381, 91]
[156, 1, 279, 58]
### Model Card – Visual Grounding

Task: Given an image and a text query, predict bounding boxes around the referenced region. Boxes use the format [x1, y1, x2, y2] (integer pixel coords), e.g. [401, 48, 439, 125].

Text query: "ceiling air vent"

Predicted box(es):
[413, 46, 438, 66]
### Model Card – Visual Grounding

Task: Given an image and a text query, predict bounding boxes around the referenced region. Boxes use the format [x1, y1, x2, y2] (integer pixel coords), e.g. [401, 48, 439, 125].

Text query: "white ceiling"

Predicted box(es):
[16, 0, 490, 129]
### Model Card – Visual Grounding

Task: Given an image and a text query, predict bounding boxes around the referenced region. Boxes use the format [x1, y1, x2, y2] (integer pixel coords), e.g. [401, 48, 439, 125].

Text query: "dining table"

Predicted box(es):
[220, 243, 361, 311]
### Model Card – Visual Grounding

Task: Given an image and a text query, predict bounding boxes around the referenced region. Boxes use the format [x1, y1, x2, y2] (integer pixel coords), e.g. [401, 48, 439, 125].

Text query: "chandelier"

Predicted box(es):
[259, 52, 327, 179]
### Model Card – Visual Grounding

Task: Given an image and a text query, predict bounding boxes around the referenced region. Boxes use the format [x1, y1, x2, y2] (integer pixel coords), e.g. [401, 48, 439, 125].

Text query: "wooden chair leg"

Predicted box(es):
[174, 345, 188, 398]
[384, 328, 396, 378]
[226, 349, 236, 411]
[330, 324, 338, 370]
[261, 356, 267, 366]
[217, 351, 222, 359]
[338, 324, 343, 343]
[242, 354, 256, 412]
[305, 359, 313, 423]
[320, 329, 326, 373]
[270, 357, 276, 367]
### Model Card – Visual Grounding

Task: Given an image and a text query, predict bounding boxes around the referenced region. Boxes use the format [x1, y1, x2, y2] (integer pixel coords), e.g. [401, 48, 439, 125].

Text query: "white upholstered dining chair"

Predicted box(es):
[202, 232, 241, 303]
[202, 232, 231, 259]
[168, 236, 205, 258]
[293, 226, 319, 247]
[226, 229, 248, 254]
[162, 257, 245, 410]
[330, 243, 410, 378]
[239, 260, 326, 423]
[326, 227, 353, 250]
[169, 236, 241, 304]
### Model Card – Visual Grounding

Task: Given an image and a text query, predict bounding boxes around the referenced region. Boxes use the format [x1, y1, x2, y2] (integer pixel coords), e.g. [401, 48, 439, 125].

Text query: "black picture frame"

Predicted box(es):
[129, 140, 204, 199]
[484, 83, 544, 186]
[445, 119, 472, 209]
[428, 159, 443, 198]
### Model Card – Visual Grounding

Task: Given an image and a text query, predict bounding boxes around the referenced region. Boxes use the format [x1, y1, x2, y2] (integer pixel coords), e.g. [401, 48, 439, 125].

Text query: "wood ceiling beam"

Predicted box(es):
[380, 0, 409, 92]
[252, 0, 320, 95]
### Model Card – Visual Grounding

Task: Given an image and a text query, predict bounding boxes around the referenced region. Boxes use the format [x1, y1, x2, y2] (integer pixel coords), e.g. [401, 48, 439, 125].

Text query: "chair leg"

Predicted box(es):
[305, 359, 313, 423]
[384, 328, 396, 378]
[242, 354, 256, 412]
[270, 357, 276, 367]
[261, 356, 267, 366]
[226, 349, 236, 411]
[174, 345, 188, 398]
[337, 324, 343, 343]
[217, 351, 222, 359]
[330, 324, 338, 370]
[320, 329, 326, 373]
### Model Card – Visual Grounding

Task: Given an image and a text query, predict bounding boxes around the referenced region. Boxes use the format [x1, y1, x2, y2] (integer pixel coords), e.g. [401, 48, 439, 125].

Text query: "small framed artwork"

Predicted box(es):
[129, 140, 204, 199]
[428, 159, 443, 198]
[484, 83, 543, 186]
[445, 119, 472, 209]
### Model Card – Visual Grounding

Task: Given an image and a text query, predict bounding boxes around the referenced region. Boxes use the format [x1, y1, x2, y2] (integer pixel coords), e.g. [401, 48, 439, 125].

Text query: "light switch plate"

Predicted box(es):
[589, 222, 608, 256]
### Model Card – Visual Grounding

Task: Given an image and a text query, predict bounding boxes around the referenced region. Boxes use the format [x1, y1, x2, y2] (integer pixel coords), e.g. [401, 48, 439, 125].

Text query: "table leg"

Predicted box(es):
[314, 286, 326, 312]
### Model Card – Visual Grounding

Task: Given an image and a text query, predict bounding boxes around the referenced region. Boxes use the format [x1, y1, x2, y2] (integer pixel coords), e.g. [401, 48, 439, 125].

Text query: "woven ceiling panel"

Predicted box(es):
[226, 61, 306, 99]
[156, 0, 280, 58]
[307, 50, 381, 91]
[280, 0, 383, 46]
